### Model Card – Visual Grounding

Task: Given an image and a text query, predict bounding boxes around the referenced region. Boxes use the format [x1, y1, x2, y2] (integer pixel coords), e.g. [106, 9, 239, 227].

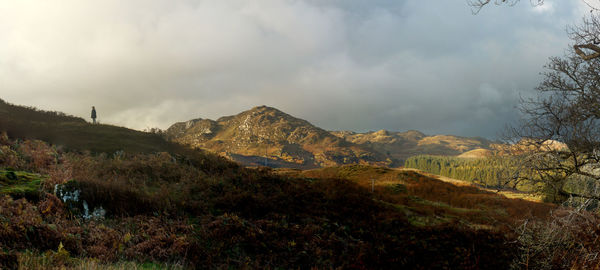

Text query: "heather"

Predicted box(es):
[0, 133, 529, 269]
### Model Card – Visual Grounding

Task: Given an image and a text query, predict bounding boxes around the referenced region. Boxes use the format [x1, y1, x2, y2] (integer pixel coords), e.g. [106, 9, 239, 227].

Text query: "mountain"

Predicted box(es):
[167, 106, 496, 168]
[166, 106, 391, 168]
[331, 130, 494, 163]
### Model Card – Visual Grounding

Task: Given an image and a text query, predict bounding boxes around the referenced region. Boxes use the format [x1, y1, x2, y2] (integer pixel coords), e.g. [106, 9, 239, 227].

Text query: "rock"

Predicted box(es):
[55, 181, 105, 220]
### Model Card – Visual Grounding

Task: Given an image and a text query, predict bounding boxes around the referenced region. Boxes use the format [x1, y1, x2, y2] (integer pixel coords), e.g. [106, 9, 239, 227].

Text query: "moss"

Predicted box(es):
[0, 170, 43, 200]
[390, 183, 407, 193]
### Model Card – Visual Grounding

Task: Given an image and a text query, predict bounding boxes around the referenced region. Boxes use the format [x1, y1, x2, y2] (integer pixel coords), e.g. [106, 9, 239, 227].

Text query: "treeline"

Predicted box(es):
[404, 155, 525, 190]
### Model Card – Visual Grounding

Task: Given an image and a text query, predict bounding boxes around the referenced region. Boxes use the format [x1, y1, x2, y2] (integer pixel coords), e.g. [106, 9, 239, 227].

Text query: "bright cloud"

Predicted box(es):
[0, 0, 588, 138]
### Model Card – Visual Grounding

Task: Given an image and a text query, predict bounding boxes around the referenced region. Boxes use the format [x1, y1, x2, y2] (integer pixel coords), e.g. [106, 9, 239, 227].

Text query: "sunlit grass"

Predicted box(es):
[17, 250, 185, 270]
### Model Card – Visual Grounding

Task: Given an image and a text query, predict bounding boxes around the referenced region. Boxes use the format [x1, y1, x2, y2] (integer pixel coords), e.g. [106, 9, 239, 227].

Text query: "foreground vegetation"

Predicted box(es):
[0, 133, 527, 269]
[2, 101, 600, 269]
[7, 132, 592, 269]
[284, 165, 600, 269]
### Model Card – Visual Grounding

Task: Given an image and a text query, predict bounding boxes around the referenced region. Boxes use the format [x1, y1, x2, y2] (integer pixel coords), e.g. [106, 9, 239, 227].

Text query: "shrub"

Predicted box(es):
[513, 203, 600, 269]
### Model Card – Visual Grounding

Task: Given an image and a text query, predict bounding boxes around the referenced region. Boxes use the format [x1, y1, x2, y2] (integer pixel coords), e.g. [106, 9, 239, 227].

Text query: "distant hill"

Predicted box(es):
[457, 148, 493, 158]
[491, 139, 568, 156]
[166, 106, 391, 168]
[331, 130, 494, 163]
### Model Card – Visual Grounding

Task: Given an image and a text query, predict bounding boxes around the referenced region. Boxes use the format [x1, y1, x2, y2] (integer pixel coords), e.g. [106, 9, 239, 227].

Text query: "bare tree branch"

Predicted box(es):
[507, 15, 600, 202]
[467, 0, 544, 14]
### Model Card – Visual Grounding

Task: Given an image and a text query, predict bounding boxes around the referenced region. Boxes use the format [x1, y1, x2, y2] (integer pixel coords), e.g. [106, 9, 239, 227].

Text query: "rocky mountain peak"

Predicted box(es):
[401, 130, 426, 140]
[166, 106, 389, 168]
[373, 129, 389, 136]
[165, 106, 492, 169]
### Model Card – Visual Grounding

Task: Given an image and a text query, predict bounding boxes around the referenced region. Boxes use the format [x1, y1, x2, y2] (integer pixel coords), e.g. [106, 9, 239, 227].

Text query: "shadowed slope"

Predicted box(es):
[0, 99, 181, 154]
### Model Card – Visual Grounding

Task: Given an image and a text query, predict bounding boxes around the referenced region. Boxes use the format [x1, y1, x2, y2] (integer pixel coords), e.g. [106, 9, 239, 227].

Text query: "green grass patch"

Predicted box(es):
[17, 250, 185, 270]
[0, 169, 43, 200]
[409, 196, 478, 214]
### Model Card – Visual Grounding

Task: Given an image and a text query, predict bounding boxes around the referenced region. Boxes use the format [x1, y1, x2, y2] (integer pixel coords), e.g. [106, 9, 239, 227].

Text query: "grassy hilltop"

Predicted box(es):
[0, 99, 177, 154]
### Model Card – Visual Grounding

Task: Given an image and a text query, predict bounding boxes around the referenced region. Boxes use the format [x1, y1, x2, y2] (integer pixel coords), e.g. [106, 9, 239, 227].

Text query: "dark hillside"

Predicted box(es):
[0, 132, 546, 269]
[0, 99, 186, 154]
[0, 99, 238, 176]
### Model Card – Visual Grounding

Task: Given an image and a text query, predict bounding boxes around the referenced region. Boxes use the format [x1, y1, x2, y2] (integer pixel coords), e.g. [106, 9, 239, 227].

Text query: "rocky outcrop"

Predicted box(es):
[166, 106, 391, 168]
[167, 106, 495, 168]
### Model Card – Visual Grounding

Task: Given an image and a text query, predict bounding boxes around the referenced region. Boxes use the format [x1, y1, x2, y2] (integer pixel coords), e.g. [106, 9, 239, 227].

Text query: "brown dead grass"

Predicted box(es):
[401, 168, 543, 202]
[283, 165, 555, 228]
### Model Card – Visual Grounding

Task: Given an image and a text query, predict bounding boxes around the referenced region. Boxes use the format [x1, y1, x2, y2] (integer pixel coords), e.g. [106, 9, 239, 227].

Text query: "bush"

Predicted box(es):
[513, 203, 600, 269]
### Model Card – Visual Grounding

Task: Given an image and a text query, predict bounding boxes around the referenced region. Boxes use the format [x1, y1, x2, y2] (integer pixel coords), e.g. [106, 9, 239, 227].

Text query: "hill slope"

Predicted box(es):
[0, 98, 181, 154]
[0, 98, 237, 174]
[166, 106, 391, 168]
[2, 133, 547, 269]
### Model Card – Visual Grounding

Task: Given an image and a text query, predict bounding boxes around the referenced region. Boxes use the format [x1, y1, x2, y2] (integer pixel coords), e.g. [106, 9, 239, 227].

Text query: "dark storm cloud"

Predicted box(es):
[0, 0, 587, 138]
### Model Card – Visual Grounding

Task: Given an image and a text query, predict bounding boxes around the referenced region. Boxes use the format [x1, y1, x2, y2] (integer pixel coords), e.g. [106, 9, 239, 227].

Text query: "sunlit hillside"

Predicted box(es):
[166, 105, 391, 168]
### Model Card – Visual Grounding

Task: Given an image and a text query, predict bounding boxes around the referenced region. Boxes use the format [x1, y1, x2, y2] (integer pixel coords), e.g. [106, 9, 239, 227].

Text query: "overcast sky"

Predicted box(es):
[0, 0, 591, 138]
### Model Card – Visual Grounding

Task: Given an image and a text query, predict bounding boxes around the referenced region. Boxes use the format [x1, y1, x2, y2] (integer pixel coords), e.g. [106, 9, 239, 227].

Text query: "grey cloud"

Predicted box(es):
[0, 0, 588, 138]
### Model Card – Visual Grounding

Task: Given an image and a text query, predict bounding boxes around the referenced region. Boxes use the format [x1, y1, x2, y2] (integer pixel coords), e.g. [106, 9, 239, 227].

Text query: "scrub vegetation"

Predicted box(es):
[2, 101, 600, 269]
[0, 133, 527, 269]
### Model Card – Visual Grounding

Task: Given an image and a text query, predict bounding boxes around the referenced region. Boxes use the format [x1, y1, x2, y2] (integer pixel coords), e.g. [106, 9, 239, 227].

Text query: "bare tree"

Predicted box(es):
[571, 16, 600, 60]
[508, 15, 600, 203]
[471, 3, 600, 268]
[467, 0, 544, 14]
[468, 0, 600, 11]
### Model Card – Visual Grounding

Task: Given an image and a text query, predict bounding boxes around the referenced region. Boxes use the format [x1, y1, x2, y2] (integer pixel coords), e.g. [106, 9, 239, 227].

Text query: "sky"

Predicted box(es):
[0, 0, 591, 138]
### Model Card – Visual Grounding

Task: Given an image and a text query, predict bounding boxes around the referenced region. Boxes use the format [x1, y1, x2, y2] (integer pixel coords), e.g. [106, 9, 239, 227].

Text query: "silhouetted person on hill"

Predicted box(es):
[91, 106, 97, 124]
